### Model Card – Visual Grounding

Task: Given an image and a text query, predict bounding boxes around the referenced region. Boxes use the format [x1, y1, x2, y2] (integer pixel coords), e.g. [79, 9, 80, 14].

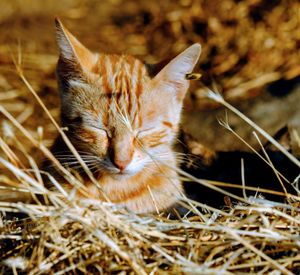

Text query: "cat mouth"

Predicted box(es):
[116, 169, 135, 176]
[109, 168, 138, 178]
[96, 161, 139, 178]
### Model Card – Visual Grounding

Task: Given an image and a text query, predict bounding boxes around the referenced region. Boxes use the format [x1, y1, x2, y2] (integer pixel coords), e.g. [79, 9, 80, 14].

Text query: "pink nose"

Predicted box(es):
[113, 158, 131, 171]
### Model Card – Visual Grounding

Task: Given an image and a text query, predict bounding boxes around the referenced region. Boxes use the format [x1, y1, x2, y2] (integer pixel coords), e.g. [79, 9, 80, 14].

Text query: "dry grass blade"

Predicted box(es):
[206, 90, 300, 168]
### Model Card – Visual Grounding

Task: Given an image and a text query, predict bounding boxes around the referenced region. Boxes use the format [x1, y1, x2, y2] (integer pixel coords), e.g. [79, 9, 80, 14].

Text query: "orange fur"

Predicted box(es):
[45, 19, 201, 213]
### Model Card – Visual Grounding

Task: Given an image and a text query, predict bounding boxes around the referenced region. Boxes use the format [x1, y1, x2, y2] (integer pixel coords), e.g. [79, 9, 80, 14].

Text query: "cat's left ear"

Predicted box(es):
[55, 18, 97, 72]
[151, 44, 201, 101]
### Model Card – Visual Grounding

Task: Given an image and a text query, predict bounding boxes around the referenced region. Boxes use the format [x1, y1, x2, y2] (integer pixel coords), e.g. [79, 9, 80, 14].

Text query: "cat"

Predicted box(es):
[43, 19, 201, 213]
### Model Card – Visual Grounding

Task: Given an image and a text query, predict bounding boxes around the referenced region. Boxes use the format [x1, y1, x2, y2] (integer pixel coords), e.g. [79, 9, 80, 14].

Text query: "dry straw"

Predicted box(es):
[0, 0, 300, 273]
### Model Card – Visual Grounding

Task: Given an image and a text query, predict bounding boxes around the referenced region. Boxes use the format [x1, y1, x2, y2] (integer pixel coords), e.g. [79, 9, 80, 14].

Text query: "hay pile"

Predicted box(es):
[0, 0, 299, 273]
[1, 195, 299, 273]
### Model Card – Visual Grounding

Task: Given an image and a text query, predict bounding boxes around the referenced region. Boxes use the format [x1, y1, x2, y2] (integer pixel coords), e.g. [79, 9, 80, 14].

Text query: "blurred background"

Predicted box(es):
[0, 0, 299, 158]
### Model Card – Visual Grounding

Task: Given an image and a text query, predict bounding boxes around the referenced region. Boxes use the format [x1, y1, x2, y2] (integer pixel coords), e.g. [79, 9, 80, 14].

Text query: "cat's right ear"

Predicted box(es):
[55, 18, 97, 79]
[150, 44, 201, 102]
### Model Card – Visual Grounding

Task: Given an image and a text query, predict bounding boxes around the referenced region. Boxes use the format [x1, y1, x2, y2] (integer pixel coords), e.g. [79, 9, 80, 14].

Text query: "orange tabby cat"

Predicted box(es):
[45, 19, 201, 213]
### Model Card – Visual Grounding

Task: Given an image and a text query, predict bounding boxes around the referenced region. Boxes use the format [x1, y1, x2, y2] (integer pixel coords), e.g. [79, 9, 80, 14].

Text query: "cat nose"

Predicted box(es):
[113, 158, 131, 171]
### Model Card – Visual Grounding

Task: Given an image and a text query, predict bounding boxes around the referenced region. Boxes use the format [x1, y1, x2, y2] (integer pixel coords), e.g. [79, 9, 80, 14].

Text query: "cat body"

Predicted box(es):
[45, 19, 201, 213]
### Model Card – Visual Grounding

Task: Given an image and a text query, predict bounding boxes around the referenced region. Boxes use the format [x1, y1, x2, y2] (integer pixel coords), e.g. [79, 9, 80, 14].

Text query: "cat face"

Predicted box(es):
[55, 19, 201, 178]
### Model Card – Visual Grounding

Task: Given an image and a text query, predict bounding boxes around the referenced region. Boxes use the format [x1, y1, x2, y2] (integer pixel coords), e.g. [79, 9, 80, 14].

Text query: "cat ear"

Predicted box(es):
[151, 44, 201, 101]
[55, 18, 97, 72]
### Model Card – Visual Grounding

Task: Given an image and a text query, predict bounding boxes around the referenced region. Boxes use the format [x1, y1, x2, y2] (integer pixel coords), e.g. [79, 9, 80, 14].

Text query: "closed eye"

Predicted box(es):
[137, 129, 169, 148]
[89, 126, 110, 137]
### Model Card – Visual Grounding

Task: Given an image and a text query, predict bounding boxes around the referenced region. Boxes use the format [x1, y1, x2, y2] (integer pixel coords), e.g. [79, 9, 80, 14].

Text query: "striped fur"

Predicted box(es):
[46, 19, 201, 213]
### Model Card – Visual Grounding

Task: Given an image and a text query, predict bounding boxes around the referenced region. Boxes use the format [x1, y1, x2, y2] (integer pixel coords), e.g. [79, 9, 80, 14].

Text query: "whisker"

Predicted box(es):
[68, 160, 101, 169]
[54, 150, 96, 156]
[54, 155, 98, 160]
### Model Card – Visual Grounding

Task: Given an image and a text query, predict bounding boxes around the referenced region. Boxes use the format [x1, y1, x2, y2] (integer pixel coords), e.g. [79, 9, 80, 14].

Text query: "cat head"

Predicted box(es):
[55, 19, 201, 178]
